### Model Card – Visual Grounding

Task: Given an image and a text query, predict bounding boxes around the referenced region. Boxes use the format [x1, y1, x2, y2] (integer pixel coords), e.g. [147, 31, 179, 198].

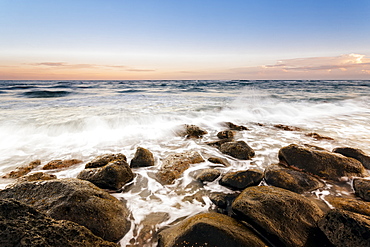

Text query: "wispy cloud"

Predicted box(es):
[27, 62, 153, 72]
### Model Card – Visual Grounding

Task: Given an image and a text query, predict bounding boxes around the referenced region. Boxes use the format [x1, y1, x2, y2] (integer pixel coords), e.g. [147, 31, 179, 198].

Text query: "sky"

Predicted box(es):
[0, 0, 370, 80]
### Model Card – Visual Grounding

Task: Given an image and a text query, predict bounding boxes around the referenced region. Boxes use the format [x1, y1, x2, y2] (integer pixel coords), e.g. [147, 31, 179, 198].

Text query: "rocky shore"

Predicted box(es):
[1, 122, 370, 246]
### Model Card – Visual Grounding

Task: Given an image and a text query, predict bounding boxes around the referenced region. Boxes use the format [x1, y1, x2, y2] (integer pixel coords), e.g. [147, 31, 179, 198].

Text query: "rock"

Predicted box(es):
[78, 160, 134, 190]
[158, 212, 267, 247]
[0, 199, 118, 247]
[219, 169, 263, 190]
[176, 124, 208, 138]
[195, 168, 221, 182]
[16, 172, 57, 183]
[156, 151, 204, 184]
[43, 159, 82, 170]
[333, 147, 370, 169]
[207, 156, 230, 166]
[130, 147, 155, 168]
[232, 186, 325, 247]
[326, 196, 370, 216]
[274, 124, 302, 131]
[305, 132, 334, 140]
[221, 122, 249, 131]
[85, 153, 127, 169]
[217, 130, 234, 140]
[219, 141, 255, 160]
[0, 178, 130, 242]
[353, 178, 370, 201]
[209, 192, 239, 212]
[264, 164, 324, 193]
[206, 139, 230, 149]
[2, 160, 41, 178]
[278, 144, 367, 180]
[318, 209, 370, 247]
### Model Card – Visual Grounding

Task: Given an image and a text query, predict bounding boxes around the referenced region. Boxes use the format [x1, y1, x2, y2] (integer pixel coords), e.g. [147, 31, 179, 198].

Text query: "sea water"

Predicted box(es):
[0, 80, 370, 245]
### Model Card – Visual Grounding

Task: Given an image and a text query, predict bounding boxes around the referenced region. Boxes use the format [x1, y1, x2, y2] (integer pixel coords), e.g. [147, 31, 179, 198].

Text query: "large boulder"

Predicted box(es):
[156, 151, 204, 184]
[130, 147, 155, 168]
[318, 209, 370, 247]
[219, 141, 255, 160]
[264, 164, 324, 193]
[158, 212, 267, 247]
[0, 199, 118, 247]
[278, 144, 367, 180]
[0, 178, 130, 242]
[77, 160, 134, 190]
[219, 169, 263, 190]
[333, 147, 370, 169]
[85, 153, 127, 169]
[232, 186, 325, 247]
[353, 178, 370, 201]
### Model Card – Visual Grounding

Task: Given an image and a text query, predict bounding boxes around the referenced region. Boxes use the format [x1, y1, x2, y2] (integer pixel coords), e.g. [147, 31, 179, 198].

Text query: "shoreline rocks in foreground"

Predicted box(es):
[0, 178, 130, 243]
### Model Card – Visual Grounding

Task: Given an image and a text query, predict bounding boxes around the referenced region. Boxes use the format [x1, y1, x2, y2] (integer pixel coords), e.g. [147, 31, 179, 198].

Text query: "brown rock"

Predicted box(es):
[158, 212, 267, 247]
[43, 159, 82, 170]
[219, 141, 255, 160]
[130, 147, 155, 168]
[217, 130, 234, 140]
[0, 178, 130, 242]
[195, 168, 221, 182]
[221, 122, 249, 131]
[333, 147, 370, 169]
[78, 160, 134, 190]
[219, 169, 263, 190]
[264, 164, 324, 193]
[0, 199, 119, 247]
[353, 178, 370, 202]
[278, 144, 367, 180]
[274, 124, 302, 131]
[16, 172, 57, 183]
[156, 151, 204, 184]
[305, 132, 334, 140]
[2, 160, 41, 179]
[207, 157, 230, 166]
[326, 196, 370, 216]
[318, 209, 370, 247]
[232, 186, 325, 247]
[176, 124, 208, 138]
[85, 153, 127, 169]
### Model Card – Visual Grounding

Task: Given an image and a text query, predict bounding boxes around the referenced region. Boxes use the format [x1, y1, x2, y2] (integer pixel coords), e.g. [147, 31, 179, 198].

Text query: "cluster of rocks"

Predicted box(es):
[1, 122, 370, 246]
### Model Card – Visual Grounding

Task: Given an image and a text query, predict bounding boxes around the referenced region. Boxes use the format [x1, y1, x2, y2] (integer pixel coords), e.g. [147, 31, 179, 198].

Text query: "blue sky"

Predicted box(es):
[1, 0, 369, 79]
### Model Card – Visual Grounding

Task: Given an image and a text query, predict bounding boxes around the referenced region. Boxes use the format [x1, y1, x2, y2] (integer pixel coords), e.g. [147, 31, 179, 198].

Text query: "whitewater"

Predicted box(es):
[1, 80, 370, 245]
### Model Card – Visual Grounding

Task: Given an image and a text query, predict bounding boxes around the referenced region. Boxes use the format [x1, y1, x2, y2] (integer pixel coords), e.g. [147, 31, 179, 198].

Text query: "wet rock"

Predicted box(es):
[209, 192, 239, 213]
[333, 147, 370, 169]
[0, 199, 118, 247]
[264, 164, 324, 193]
[326, 196, 370, 216]
[207, 156, 230, 166]
[0, 178, 130, 242]
[219, 140, 255, 160]
[232, 186, 325, 247]
[278, 144, 367, 180]
[130, 147, 155, 168]
[206, 139, 230, 148]
[305, 132, 334, 140]
[78, 160, 134, 190]
[195, 168, 221, 182]
[217, 130, 234, 140]
[219, 169, 263, 190]
[353, 178, 370, 201]
[16, 172, 57, 183]
[2, 160, 41, 178]
[158, 212, 267, 247]
[176, 124, 208, 138]
[221, 121, 249, 131]
[156, 151, 204, 184]
[318, 209, 370, 247]
[43, 159, 82, 170]
[274, 124, 302, 131]
[85, 153, 127, 169]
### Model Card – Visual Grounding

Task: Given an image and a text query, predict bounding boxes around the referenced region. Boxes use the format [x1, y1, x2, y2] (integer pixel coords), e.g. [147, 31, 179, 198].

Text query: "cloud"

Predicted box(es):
[230, 53, 370, 79]
[27, 62, 153, 72]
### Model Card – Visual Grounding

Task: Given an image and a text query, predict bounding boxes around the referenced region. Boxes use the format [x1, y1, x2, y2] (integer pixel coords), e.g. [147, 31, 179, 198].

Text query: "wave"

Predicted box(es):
[21, 90, 73, 98]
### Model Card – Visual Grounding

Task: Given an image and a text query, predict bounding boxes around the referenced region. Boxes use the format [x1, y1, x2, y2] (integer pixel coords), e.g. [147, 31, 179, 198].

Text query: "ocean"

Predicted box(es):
[1, 80, 370, 245]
